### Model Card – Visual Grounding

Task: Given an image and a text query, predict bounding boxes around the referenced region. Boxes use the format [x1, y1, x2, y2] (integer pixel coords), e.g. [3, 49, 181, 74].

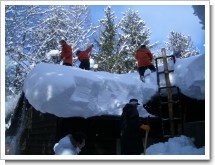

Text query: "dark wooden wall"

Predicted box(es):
[12, 92, 205, 155]
[22, 108, 58, 155]
[22, 109, 163, 155]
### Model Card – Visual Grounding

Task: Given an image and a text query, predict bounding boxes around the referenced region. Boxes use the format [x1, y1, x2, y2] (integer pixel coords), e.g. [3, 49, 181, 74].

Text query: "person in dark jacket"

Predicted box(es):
[59, 40, 73, 66]
[172, 49, 183, 62]
[174, 50, 182, 58]
[120, 98, 150, 155]
[76, 45, 93, 70]
[135, 45, 156, 82]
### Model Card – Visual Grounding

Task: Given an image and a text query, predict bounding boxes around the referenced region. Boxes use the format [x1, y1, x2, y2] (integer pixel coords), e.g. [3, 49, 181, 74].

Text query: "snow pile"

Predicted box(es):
[146, 135, 205, 155]
[5, 93, 22, 130]
[174, 55, 205, 100]
[23, 55, 205, 118]
[23, 63, 157, 118]
[46, 50, 60, 60]
[5, 93, 21, 118]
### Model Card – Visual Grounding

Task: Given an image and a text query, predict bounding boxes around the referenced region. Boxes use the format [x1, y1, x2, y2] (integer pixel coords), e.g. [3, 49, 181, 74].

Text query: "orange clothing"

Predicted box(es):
[78, 45, 93, 62]
[61, 43, 72, 65]
[135, 48, 153, 67]
[140, 124, 150, 132]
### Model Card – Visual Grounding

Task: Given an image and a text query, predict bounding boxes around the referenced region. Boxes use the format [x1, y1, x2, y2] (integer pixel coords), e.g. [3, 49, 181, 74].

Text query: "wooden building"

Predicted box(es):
[6, 91, 205, 155]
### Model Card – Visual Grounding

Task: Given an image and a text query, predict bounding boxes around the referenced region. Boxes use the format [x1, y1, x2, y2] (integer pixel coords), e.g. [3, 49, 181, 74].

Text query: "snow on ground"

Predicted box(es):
[5, 93, 21, 130]
[23, 54, 205, 118]
[146, 135, 205, 155]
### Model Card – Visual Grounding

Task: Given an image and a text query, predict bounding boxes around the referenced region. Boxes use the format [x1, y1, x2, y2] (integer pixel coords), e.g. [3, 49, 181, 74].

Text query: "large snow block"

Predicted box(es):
[174, 55, 205, 100]
[23, 63, 157, 118]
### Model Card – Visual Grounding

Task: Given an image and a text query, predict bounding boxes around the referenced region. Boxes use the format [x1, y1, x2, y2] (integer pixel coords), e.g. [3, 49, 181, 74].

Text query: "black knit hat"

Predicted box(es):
[141, 45, 146, 49]
[76, 50, 81, 56]
[59, 40, 66, 44]
[129, 98, 140, 105]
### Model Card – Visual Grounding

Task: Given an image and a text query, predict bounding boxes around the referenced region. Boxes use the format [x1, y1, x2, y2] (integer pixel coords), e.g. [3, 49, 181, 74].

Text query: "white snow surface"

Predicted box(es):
[174, 55, 205, 100]
[46, 50, 60, 60]
[146, 135, 205, 155]
[23, 55, 205, 118]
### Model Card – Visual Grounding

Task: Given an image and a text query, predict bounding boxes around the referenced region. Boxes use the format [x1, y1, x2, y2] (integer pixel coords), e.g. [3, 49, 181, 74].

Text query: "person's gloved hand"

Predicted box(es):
[140, 124, 150, 132]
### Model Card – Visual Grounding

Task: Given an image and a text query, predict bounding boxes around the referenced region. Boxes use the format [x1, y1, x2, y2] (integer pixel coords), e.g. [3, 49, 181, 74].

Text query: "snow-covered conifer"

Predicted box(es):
[5, 5, 97, 94]
[5, 5, 44, 94]
[93, 6, 120, 73]
[165, 31, 200, 58]
[118, 9, 152, 72]
[192, 5, 205, 30]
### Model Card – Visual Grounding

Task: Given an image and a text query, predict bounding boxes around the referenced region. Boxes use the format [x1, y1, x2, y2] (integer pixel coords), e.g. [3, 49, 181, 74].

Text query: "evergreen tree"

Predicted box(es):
[118, 9, 152, 72]
[165, 31, 200, 58]
[67, 5, 97, 53]
[93, 6, 120, 73]
[5, 5, 43, 95]
[192, 5, 205, 30]
[33, 5, 97, 65]
[5, 5, 97, 95]
[31, 5, 73, 63]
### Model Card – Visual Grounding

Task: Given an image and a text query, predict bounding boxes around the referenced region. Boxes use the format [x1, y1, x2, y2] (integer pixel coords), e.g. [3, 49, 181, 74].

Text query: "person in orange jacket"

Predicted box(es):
[120, 98, 150, 155]
[135, 45, 156, 81]
[59, 40, 73, 66]
[76, 45, 93, 70]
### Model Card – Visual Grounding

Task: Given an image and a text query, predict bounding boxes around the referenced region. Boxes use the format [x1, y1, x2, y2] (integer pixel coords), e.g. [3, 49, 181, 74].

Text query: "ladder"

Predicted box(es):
[155, 48, 184, 139]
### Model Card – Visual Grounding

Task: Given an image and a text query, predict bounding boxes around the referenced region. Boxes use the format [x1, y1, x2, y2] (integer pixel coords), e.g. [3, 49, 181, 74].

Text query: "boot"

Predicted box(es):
[140, 76, 145, 82]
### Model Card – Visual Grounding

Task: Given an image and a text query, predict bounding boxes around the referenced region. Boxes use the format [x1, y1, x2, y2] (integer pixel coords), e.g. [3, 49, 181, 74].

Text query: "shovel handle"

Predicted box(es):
[144, 131, 149, 155]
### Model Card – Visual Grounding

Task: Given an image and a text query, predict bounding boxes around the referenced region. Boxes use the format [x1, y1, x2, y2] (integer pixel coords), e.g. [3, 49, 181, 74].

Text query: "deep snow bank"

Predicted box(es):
[23, 63, 157, 118]
[146, 135, 205, 155]
[23, 55, 205, 118]
[174, 55, 205, 100]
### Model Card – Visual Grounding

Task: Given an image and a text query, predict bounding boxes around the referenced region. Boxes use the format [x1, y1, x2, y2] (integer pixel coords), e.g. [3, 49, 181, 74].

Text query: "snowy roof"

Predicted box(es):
[23, 55, 205, 118]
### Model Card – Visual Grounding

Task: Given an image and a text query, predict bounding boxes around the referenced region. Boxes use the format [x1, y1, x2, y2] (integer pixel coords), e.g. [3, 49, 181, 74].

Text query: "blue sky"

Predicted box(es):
[89, 5, 205, 54]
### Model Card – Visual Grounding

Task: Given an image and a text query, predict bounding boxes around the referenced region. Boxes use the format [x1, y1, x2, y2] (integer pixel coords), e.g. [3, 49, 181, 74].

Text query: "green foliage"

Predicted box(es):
[118, 9, 152, 73]
[93, 6, 121, 73]
[94, 7, 152, 74]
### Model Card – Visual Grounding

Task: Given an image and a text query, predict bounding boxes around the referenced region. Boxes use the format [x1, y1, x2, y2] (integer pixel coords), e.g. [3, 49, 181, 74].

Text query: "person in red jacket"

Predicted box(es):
[76, 44, 93, 70]
[135, 45, 156, 82]
[59, 40, 73, 66]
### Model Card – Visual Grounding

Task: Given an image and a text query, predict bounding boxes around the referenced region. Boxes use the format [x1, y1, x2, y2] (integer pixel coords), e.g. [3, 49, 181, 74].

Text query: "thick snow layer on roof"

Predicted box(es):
[174, 55, 205, 100]
[23, 63, 158, 118]
[23, 55, 205, 118]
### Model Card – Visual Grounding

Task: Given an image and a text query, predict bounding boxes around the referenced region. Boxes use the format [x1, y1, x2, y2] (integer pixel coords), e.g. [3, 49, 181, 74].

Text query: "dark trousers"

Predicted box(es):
[138, 65, 156, 77]
[63, 63, 72, 66]
[120, 133, 143, 155]
[79, 59, 90, 70]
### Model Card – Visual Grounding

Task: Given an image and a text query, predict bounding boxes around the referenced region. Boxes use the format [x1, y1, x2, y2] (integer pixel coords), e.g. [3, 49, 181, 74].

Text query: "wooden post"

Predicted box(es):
[161, 48, 175, 136]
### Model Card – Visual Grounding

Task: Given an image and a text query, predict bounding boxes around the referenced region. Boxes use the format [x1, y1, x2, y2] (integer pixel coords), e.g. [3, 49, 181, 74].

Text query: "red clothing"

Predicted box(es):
[78, 45, 93, 62]
[61, 43, 72, 65]
[135, 48, 153, 67]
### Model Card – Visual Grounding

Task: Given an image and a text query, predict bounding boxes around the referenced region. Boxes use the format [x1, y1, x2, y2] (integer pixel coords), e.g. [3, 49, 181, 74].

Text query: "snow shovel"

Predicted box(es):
[144, 131, 149, 155]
